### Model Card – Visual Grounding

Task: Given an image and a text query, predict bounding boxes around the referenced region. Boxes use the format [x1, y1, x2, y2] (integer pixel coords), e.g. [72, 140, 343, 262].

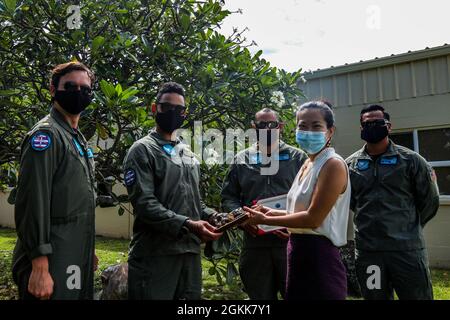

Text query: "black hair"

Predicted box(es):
[255, 107, 280, 121]
[155, 82, 185, 103]
[297, 100, 335, 129]
[360, 104, 390, 123]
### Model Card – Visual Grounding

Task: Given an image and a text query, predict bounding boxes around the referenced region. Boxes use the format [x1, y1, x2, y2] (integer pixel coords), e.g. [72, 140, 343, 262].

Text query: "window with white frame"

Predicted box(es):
[391, 127, 450, 198]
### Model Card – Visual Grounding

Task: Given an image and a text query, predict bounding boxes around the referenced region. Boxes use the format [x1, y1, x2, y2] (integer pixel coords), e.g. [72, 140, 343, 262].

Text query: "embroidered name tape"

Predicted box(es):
[380, 156, 398, 165]
[72, 138, 84, 156]
[163, 144, 177, 157]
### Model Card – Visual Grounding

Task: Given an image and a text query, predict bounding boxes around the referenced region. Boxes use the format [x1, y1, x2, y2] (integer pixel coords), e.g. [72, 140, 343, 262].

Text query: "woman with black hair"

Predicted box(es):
[243, 100, 350, 300]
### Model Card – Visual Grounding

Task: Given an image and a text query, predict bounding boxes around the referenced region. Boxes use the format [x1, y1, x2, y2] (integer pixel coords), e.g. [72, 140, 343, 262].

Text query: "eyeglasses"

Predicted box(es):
[158, 102, 187, 114]
[63, 81, 92, 96]
[254, 121, 280, 129]
[361, 119, 389, 128]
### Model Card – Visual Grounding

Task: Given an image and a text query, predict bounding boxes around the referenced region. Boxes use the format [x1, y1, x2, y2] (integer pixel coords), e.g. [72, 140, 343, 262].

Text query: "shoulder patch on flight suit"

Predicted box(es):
[162, 144, 176, 157]
[124, 169, 136, 186]
[431, 168, 437, 182]
[356, 159, 370, 171]
[380, 156, 398, 165]
[30, 132, 52, 151]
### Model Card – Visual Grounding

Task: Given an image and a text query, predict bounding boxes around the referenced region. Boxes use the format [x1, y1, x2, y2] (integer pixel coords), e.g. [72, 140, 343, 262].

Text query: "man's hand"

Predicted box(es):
[93, 252, 99, 272]
[28, 256, 54, 300]
[186, 220, 223, 242]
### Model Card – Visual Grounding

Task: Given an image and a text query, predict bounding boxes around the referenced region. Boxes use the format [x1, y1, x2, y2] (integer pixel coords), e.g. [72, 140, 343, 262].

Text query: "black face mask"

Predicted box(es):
[361, 124, 389, 143]
[155, 109, 185, 133]
[54, 90, 92, 115]
[256, 129, 278, 147]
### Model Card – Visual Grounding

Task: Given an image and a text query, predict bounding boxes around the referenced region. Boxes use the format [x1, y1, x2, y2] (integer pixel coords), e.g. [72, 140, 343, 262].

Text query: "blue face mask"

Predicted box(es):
[295, 130, 328, 155]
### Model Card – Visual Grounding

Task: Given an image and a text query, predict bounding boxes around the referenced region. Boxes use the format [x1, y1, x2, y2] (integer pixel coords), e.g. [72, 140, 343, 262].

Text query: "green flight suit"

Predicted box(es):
[123, 129, 216, 300]
[12, 107, 96, 300]
[221, 142, 306, 299]
[346, 140, 440, 300]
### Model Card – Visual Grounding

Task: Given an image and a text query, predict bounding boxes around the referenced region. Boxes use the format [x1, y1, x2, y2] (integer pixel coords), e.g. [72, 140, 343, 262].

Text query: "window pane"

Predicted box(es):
[435, 167, 450, 196]
[391, 132, 414, 150]
[418, 128, 450, 161]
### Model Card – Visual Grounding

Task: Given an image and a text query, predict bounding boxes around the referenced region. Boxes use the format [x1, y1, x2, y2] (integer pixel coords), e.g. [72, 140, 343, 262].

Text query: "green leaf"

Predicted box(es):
[0, 89, 20, 96]
[215, 272, 223, 285]
[4, 0, 17, 12]
[120, 87, 139, 100]
[179, 14, 190, 31]
[92, 36, 105, 52]
[100, 80, 116, 99]
[115, 83, 123, 95]
[96, 123, 108, 140]
[208, 266, 216, 275]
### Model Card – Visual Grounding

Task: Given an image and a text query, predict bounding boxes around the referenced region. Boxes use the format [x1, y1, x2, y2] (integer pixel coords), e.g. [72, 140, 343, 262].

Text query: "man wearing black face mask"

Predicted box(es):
[346, 104, 440, 300]
[12, 62, 97, 300]
[221, 108, 307, 300]
[123, 82, 222, 300]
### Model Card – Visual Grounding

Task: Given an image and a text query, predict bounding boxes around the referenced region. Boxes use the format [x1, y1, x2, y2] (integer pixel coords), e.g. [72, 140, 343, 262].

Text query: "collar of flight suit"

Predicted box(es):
[356, 139, 399, 161]
[50, 107, 79, 135]
[148, 129, 182, 147]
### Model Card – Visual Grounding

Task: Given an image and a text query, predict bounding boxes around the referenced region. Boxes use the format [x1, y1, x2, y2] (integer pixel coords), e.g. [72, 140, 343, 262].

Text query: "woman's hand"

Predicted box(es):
[251, 205, 286, 217]
[242, 206, 268, 225]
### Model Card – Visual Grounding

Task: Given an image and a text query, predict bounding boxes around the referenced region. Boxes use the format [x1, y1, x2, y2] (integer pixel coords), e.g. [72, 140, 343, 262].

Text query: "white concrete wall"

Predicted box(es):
[0, 184, 134, 240]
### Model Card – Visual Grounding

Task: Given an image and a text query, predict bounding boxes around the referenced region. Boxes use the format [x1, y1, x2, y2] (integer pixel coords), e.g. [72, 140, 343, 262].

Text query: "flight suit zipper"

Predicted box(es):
[75, 135, 96, 212]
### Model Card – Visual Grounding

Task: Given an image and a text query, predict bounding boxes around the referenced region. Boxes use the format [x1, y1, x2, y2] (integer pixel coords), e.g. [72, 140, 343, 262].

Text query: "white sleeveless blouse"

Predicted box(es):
[286, 148, 350, 247]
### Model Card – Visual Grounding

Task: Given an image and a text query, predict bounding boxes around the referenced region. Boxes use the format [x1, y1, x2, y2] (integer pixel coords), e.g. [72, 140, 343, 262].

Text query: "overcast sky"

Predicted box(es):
[220, 0, 450, 72]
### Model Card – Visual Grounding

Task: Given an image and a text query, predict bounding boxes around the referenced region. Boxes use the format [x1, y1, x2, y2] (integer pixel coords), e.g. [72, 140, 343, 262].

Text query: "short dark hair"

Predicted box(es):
[50, 62, 95, 88]
[255, 108, 280, 121]
[297, 100, 335, 129]
[155, 82, 185, 103]
[360, 104, 390, 123]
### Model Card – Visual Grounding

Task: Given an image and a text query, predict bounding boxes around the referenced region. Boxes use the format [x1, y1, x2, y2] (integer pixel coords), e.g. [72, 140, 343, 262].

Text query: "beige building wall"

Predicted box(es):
[299, 45, 450, 268]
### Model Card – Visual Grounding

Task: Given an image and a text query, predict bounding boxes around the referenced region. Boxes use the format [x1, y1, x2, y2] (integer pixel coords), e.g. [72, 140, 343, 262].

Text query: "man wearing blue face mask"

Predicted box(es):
[346, 104, 440, 300]
[243, 101, 351, 300]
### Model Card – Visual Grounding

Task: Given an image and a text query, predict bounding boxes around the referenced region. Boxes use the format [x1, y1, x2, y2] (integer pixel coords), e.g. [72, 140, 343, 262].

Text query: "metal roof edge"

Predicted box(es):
[302, 44, 450, 80]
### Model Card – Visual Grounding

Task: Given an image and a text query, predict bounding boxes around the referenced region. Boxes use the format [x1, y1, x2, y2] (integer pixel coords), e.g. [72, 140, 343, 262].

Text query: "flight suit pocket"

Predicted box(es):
[349, 168, 371, 194]
[67, 145, 92, 185]
[380, 162, 408, 186]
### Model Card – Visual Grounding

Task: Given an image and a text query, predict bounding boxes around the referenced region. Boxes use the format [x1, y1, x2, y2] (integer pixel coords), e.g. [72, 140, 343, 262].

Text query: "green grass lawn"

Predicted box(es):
[1, 227, 449, 300]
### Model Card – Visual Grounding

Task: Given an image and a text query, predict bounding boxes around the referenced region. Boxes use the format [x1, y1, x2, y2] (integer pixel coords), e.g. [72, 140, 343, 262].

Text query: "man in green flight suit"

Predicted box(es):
[221, 108, 307, 299]
[12, 62, 97, 300]
[346, 104, 440, 300]
[124, 82, 222, 300]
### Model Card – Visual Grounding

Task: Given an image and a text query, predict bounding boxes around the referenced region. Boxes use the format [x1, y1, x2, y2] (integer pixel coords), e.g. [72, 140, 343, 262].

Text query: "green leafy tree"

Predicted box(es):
[0, 0, 303, 289]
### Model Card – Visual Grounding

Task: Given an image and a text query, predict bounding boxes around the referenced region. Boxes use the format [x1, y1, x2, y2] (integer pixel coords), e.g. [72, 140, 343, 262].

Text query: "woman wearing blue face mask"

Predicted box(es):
[243, 100, 350, 300]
